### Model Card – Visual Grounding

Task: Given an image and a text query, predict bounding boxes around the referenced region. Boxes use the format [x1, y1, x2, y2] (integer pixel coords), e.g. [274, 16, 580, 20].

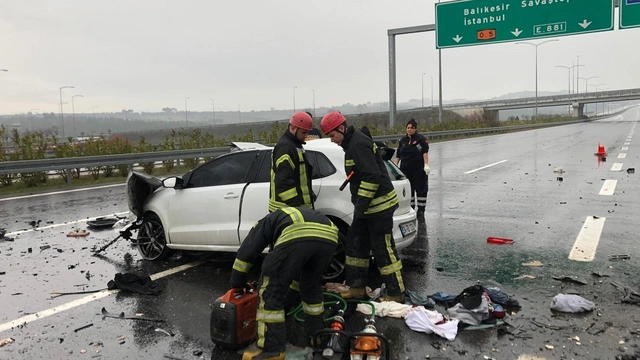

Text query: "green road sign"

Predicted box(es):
[435, 0, 614, 49]
[620, 0, 640, 29]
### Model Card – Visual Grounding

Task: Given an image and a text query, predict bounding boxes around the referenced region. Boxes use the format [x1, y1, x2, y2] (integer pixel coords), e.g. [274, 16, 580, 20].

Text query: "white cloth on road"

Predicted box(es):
[404, 306, 459, 341]
[356, 301, 412, 318]
[550, 294, 595, 313]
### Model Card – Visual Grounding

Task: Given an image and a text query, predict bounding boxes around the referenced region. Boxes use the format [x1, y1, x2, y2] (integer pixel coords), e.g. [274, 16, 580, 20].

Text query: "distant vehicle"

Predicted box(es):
[125, 139, 417, 281]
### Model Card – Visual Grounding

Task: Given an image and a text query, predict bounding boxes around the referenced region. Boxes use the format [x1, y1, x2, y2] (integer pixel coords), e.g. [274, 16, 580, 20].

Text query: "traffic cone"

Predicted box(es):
[595, 143, 606, 156]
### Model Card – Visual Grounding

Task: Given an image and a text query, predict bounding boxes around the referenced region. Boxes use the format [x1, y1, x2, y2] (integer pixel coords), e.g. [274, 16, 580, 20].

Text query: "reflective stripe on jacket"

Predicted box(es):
[269, 131, 313, 213]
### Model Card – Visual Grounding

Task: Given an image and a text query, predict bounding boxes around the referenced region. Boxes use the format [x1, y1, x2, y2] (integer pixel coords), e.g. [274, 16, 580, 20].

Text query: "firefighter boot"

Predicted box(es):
[379, 293, 406, 303]
[242, 349, 285, 360]
[339, 287, 366, 299]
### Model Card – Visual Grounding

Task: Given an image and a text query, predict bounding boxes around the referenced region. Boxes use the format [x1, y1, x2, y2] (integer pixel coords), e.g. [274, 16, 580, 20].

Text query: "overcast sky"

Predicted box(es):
[1, 0, 638, 115]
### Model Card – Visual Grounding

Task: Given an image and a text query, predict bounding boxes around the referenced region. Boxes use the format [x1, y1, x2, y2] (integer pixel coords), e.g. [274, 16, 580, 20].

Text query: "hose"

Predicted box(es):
[345, 299, 376, 319]
[289, 292, 349, 323]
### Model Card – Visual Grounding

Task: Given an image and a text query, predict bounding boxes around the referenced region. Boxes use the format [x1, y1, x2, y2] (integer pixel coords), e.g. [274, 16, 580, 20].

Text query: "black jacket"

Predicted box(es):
[230, 207, 338, 287]
[396, 133, 429, 175]
[341, 126, 399, 218]
[269, 130, 314, 213]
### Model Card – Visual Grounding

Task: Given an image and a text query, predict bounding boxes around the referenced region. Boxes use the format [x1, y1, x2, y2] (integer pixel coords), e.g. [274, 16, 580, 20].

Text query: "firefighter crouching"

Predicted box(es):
[320, 111, 406, 303]
[230, 207, 339, 360]
[269, 111, 315, 213]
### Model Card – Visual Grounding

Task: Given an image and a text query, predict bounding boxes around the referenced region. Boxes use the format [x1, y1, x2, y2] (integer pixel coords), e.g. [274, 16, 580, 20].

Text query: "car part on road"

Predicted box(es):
[67, 229, 90, 237]
[73, 323, 94, 332]
[609, 254, 631, 261]
[101, 307, 164, 322]
[210, 283, 259, 350]
[92, 224, 135, 256]
[486, 237, 514, 245]
[50, 289, 105, 299]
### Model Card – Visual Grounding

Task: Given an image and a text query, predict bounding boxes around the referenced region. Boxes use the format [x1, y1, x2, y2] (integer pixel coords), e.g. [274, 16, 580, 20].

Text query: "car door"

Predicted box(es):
[238, 150, 322, 244]
[166, 151, 260, 246]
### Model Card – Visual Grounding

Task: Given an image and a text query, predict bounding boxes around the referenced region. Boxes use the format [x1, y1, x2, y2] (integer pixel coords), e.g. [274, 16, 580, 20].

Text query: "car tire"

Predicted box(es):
[322, 219, 348, 283]
[136, 213, 173, 261]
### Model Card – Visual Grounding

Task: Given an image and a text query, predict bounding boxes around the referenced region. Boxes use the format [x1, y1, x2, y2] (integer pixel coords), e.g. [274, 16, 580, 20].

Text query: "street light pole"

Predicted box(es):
[209, 98, 215, 126]
[590, 83, 606, 115]
[184, 97, 190, 127]
[311, 89, 316, 117]
[59, 86, 74, 138]
[71, 95, 83, 138]
[579, 76, 598, 93]
[421, 73, 425, 108]
[515, 39, 559, 120]
[293, 86, 298, 112]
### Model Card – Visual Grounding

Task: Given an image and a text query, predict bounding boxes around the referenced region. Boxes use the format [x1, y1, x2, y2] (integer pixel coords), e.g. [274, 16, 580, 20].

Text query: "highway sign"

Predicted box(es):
[620, 0, 640, 29]
[435, 0, 615, 49]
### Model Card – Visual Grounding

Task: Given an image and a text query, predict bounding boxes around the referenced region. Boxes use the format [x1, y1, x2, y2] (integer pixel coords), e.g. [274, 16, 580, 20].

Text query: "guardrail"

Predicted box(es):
[0, 115, 616, 184]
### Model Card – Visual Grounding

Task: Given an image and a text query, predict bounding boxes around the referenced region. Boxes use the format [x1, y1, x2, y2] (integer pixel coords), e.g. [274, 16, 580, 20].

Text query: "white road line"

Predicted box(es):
[618, 153, 627, 159]
[624, 142, 631, 145]
[541, 144, 556, 150]
[0, 260, 205, 334]
[611, 163, 624, 171]
[599, 180, 618, 196]
[569, 216, 606, 262]
[464, 160, 508, 174]
[5, 211, 129, 237]
[622, 146, 629, 151]
[0, 183, 125, 202]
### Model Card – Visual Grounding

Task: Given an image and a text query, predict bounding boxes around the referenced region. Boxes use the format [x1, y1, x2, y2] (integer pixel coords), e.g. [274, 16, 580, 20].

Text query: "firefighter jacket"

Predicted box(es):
[269, 131, 314, 213]
[230, 207, 339, 287]
[340, 126, 399, 218]
[396, 133, 429, 175]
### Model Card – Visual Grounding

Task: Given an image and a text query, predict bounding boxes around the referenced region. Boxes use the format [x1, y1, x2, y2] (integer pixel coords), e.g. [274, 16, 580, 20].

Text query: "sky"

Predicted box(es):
[1, 0, 639, 116]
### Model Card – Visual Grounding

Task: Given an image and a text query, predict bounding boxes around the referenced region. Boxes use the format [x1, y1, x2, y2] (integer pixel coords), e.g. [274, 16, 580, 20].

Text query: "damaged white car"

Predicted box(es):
[125, 138, 417, 280]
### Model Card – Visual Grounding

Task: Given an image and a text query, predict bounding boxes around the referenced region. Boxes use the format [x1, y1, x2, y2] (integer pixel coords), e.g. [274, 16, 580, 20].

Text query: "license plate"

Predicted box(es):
[399, 221, 417, 237]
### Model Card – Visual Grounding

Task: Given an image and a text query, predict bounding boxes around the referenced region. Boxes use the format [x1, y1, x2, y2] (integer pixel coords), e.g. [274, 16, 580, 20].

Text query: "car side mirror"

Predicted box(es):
[162, 176, 183, 189]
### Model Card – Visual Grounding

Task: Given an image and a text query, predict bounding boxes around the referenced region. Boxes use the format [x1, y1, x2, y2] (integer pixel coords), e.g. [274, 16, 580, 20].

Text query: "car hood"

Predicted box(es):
[126, 170, 164, 217]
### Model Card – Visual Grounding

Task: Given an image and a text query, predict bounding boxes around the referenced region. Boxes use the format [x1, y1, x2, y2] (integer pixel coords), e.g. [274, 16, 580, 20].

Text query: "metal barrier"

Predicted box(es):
[0, 114, 619, 184]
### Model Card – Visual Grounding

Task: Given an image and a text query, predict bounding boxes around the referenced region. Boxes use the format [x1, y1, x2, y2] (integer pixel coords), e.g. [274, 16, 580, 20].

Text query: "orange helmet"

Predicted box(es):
[289, 111, 313, 131]
[320, 111, 346, 134]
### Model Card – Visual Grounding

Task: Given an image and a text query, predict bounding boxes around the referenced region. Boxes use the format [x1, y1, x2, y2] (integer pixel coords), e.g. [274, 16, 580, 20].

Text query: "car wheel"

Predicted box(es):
[322, 220, 347, 282]
[136, 213, 173, 261]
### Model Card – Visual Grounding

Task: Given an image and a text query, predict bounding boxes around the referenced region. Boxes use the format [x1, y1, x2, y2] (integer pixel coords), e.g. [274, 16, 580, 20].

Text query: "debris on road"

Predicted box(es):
[609, 254, 631, 261]
[0, 338, 14, 347]
[514, 275, 536, 280]
[39, 245, 51, 251]
[101, 307, 164, 322]
[73, 323, 94, 333]
[107, 272, 161, 295]
[67, 229, 90, 237]
[487, 237, 514, 245]
[611, 281, 640, 305]
[552, 276, 588, 285]
[50, 289, 105, 298]
[627, 168, 635, 174]
[522, 260, 543, 267]
[155, 328, 175, 337]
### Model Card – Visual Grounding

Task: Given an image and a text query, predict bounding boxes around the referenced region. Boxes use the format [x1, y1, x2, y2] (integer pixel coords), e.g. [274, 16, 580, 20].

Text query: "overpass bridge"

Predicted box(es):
[442, 88, 640, 119]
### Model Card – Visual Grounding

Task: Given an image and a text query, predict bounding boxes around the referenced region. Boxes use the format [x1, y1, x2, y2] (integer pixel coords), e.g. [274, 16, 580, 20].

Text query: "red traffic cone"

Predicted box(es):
[595, 143, 607, 156]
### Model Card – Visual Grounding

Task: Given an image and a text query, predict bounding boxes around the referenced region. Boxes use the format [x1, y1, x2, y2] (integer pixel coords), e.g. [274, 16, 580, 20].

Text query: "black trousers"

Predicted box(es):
[406, 171, 428, 212]
[344, 215, 405, 296]
[256, 240, 336, 352]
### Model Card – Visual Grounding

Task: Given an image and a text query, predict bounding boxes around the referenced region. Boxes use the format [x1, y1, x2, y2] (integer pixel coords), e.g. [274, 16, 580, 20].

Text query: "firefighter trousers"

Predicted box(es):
[255, 240, 336, 352]
[345, 215, 405, 296]
[406, 171, 428, 213]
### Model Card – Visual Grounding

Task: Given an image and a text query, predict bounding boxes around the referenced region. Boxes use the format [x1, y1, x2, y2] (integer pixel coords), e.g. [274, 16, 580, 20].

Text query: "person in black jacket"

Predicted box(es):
[394, 118, 430, 216]
[269, 112, 315, 213]
[320, 111, 405, 303]
[230, 207, 339, 360]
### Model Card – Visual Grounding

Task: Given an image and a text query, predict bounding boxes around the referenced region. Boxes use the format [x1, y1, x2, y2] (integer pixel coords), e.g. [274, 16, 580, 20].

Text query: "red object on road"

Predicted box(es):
[595, 143, 607, 156]
[487, 237, 514, 245]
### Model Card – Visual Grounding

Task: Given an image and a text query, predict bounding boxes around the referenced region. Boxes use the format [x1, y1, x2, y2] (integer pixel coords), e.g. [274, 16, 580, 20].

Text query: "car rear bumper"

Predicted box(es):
[392, 208, 418, 250]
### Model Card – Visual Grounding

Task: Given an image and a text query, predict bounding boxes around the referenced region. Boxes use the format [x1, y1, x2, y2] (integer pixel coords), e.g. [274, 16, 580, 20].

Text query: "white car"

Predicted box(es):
[125, 138, 417, 280]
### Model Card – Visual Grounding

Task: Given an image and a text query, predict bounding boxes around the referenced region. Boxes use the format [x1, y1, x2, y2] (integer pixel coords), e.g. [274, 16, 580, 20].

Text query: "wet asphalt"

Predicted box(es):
[1, 109, 640, 359]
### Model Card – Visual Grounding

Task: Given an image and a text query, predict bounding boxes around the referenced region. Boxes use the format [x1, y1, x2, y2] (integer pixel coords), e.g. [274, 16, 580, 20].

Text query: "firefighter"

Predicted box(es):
[230, 207, 339, 360]
[320, 111, 405, 303]
[394, 118, 430, 216]
[268, 111, 314, 213]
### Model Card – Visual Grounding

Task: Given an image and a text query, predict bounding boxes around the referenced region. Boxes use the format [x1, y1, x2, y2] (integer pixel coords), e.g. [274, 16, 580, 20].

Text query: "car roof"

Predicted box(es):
[229, 142, 271, 151]
[229, 138, 342, 154]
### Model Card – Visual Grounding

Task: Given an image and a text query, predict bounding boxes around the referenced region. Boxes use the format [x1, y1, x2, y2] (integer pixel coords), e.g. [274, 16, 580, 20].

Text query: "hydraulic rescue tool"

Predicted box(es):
[210, 282, 259, 349]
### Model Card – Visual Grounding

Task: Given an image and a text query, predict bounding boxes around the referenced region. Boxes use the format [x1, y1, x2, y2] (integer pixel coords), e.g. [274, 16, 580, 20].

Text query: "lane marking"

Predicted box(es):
[622, 146, 629, 151]
[624, 142, 631, 145]
[0, 260, 205, 334]
[599, 180, 618, 196]
[618, 153, 627, 159]
[464, 160, 508, 174]
[541, 144, 556, 150]
[0, 183, 125, 202]
[611, 163, 624, 171]
[569, 216, 606, 262]
[5, 211, 129, 237]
